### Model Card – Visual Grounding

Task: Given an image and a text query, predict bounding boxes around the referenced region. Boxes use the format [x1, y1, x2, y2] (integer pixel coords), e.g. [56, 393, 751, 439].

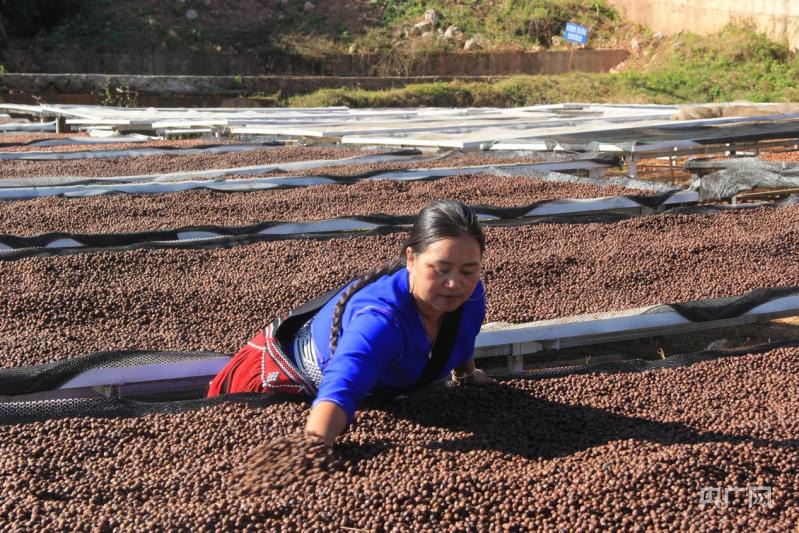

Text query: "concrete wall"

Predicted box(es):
[609, 0, 799, 49]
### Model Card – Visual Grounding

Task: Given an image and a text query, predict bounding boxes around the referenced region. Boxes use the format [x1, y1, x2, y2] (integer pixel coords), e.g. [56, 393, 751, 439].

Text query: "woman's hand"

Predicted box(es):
[451, 359, 496, 386]
[468, 368, 496, 385]
[305, 400, 348, 447]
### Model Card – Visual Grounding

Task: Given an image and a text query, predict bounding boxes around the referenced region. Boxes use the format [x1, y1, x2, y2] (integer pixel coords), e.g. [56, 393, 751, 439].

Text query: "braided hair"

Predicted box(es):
[329, 199, 485, 354]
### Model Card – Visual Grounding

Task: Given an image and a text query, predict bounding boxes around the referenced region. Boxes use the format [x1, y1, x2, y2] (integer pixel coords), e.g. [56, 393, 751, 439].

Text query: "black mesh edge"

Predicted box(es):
[501, 339, 799, 381]
[0, 392, 306, 426]
[0, 212, 646, 261]
[0, 225, 408, 261]
[3, 190, 795, 262]
[0, 350, 228, 396]
[668, 286, 799, 322]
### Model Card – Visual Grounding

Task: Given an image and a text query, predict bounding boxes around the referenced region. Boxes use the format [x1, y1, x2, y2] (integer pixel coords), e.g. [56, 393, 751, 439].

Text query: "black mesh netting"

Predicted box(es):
[0, 211, 638, 262]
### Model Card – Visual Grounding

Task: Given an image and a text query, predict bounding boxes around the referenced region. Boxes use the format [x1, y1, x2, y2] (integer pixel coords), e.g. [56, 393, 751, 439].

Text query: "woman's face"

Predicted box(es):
[406, 235, 482, 314]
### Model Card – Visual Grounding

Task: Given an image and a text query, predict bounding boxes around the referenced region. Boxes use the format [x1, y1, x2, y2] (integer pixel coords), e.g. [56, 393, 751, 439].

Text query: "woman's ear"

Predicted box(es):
[405, 246, 415, 270]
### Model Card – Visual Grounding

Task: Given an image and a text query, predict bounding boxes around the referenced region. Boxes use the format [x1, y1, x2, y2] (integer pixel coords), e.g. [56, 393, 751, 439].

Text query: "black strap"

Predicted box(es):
[406, 304, 465, 392]
[272, 285, 344, 346]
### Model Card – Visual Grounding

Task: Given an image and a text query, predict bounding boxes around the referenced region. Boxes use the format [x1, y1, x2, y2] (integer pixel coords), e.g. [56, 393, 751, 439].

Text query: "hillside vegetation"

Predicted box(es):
[1, 3, 798, 107]
[0, 1, 632, 57]
[290, 23, 799, 107]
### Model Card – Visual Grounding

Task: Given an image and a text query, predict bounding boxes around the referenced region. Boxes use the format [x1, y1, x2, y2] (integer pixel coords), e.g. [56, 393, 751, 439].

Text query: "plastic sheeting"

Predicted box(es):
[0, 149, 425, 189]
[687, 157, 799, 200]
[493, 115, 799, 153]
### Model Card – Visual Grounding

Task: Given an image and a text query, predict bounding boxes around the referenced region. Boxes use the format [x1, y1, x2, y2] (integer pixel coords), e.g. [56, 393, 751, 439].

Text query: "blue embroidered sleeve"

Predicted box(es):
[312, 309, 402, 422]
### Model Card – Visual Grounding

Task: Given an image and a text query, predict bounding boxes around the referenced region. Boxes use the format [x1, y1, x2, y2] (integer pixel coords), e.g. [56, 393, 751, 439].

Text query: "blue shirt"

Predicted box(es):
[310, 268, 485, 422]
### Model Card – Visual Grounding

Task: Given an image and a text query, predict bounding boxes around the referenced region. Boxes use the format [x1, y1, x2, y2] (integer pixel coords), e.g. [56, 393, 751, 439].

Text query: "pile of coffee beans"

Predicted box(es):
[760, 151, 799, 163]
[0, 346, 796, 530]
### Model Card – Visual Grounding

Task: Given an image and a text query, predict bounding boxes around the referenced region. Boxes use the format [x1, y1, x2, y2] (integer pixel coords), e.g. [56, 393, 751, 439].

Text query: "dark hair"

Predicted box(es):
[329, 199, 485, 354]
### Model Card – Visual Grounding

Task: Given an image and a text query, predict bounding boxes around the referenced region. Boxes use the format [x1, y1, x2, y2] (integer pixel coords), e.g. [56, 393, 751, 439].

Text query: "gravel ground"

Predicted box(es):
[1, 206, 798, 369]
[0, 346, 796, 531]
[0, 174, 639, 236]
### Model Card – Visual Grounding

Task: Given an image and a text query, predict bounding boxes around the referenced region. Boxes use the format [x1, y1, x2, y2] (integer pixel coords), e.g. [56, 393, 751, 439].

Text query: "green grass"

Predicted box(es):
[287, 74, 644, 107]
[289, 23, 799, 107]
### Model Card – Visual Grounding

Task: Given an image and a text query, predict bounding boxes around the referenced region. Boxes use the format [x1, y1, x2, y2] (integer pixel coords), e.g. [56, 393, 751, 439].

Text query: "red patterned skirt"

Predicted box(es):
[206, 321, 317, 398]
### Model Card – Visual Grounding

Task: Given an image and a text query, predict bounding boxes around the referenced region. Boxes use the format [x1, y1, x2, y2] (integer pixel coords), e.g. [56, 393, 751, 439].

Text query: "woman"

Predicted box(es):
[207, 199, 494, 446]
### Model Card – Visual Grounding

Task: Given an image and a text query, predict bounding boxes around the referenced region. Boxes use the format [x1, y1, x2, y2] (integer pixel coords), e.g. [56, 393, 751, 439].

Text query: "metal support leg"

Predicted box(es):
[588, 167, 606, 179]
[56, 116, 71, 134]
[507, 354, 524, 373]
[628, 156, 637, 178]
[670, 156, 676, 185]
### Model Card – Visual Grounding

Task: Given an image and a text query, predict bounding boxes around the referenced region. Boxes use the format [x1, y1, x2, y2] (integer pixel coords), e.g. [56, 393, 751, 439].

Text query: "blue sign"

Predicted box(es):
[563, 22, 588, 45]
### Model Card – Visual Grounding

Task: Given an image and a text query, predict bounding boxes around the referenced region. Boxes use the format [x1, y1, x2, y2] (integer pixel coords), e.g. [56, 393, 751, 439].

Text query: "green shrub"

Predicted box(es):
[621, 23, 799, 102]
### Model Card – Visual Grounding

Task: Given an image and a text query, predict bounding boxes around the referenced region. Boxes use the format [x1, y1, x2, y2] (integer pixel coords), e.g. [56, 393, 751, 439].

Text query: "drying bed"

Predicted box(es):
[0, 143, 277, 162]
[0, 150, 557, 182]
[0, 136, 241, 154]
[0, 145, 380, 180]
[759, 151, 799, 163]
[0, 133, 88, 146]
[2, 205, 798, 369]
[0, 174, 642, 236]
[0, 344, 796, 530]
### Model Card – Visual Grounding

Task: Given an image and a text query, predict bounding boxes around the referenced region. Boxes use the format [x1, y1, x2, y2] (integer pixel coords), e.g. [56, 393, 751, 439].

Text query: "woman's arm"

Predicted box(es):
[305, 400, 348, 447]
[308, 310, 403, 446]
